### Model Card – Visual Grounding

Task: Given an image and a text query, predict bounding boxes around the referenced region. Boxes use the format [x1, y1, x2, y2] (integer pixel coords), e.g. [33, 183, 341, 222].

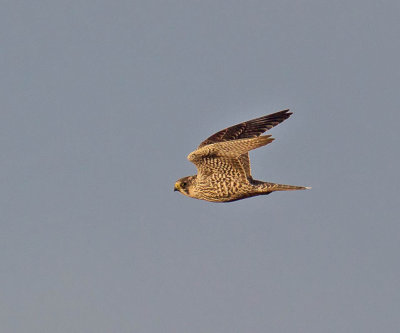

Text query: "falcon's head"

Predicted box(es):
[174, 176, 197, 198]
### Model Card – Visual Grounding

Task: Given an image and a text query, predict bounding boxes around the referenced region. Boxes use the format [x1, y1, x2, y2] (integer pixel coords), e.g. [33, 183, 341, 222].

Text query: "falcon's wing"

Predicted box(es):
[198, 109, 292, 177]
[198, 109, 291, 148]
[189, 136, 274, 181]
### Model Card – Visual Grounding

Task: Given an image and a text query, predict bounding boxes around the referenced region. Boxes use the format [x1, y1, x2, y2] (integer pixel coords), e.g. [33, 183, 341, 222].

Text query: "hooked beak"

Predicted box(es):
[174, 183, 179, 192]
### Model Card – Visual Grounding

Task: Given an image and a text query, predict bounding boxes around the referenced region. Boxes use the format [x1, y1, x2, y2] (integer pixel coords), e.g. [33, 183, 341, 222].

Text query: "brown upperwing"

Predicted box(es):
[197, 109, 292, 177]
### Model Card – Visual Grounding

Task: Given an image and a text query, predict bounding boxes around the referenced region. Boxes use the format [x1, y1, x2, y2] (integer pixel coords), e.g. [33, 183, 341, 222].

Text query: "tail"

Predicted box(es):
[255, 181, 311, 194]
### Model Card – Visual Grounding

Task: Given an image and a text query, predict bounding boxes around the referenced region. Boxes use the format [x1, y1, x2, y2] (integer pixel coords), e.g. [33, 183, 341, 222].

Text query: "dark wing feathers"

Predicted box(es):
[197, 109, 292, 178]
[198, 109, 292, 148]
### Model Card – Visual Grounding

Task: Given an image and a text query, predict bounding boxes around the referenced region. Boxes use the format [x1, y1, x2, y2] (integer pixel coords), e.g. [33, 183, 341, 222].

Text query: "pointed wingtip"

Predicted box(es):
[281, 109, 292, 115]
[305, 186, 312, 190]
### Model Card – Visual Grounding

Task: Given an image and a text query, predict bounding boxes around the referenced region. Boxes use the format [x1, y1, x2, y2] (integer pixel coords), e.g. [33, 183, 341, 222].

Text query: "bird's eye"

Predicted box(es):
[181, 182, 187, 188]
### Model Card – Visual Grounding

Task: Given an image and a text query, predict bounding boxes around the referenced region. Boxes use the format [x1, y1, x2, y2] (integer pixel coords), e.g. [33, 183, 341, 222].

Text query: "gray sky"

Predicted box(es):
[1, 1, 399, 332]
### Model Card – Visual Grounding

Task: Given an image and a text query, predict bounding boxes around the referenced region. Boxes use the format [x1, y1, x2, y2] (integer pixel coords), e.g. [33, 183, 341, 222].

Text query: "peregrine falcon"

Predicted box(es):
[174, 109, 310, 202]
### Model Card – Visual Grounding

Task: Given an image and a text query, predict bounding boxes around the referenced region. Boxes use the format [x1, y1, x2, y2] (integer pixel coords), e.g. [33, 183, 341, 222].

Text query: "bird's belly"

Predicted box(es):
[196, 178, 253, 202]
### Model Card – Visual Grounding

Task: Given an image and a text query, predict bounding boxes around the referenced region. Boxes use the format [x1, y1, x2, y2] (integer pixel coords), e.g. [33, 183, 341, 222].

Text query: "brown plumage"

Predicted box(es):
[174, 109, 310, 202]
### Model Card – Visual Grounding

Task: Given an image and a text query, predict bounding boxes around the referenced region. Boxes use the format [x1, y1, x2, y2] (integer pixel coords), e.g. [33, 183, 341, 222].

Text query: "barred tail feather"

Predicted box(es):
[257, 182, 311, 193]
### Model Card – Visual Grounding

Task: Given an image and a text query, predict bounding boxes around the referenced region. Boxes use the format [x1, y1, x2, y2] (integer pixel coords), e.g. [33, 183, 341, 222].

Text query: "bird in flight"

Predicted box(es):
[174, 109, 310, 202]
